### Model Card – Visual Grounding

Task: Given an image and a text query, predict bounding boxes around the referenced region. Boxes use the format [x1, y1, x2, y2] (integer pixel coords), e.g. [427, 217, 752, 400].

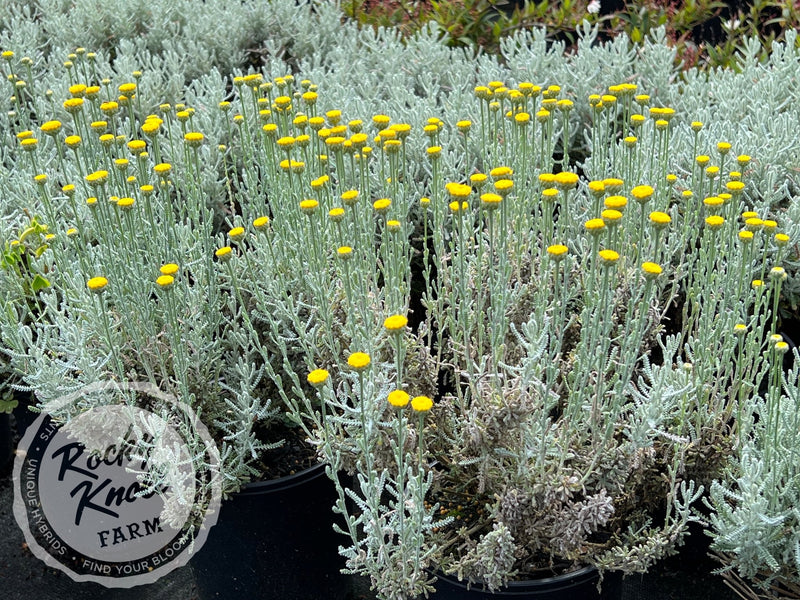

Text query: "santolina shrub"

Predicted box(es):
[1, 4, 800, 597]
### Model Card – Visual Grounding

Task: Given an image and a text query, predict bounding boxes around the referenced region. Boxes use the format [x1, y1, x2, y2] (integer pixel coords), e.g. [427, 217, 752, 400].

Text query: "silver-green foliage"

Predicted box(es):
[706, 353, 800, 593]
[2, 2, 800, 597]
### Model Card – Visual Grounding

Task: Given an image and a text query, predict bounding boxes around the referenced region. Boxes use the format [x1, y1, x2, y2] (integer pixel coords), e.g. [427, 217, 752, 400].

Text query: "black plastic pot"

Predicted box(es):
[0, 412, 12, 475]
[433, 565, 620, 599]
[190, 462, 352, 600]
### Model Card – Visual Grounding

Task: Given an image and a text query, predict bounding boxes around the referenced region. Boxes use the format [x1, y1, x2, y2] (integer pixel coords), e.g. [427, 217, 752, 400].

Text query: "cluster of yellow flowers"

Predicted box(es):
[304, 314, 433, 414]
[8, 53, 795, 430]
[472, 80, 572, 121]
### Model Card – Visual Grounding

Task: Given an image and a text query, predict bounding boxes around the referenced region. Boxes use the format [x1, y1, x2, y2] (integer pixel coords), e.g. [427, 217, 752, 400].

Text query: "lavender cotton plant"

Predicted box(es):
[1, 8, 799, 599]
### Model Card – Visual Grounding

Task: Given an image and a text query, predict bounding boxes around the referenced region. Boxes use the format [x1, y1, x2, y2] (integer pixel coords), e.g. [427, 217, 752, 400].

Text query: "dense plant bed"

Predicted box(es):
[1, 2, 800, 599]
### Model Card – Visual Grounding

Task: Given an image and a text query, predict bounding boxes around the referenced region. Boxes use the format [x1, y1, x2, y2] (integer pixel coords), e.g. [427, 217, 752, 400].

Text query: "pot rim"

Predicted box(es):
[235, 460, 327, 496]
[434, 564, 599, 595]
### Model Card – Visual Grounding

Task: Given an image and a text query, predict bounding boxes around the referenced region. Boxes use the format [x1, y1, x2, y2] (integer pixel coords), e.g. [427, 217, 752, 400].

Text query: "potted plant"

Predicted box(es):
[0, 52, 351, 597]
[0, 35, 793, 600]
[215, 76, 790, 598]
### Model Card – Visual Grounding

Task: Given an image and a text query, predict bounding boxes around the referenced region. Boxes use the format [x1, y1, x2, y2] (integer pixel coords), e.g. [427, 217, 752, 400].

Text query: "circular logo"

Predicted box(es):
[12, 381, 221, 587]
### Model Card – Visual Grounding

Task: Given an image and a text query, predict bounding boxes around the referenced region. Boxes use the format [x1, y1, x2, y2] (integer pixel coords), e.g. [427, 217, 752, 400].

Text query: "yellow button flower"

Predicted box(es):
[156, 275, 174, 289]
[372, 114, 391, 129]
[215, 246, 232, 260]
[326, 109, 342, 125]
[128, 139, 146, 154]
[770, 266, 787, 281]
[388, 390, 410, 408]
[300, 199, 319, 215]
[598, 249, 620, 265]
[384, 315, 408, 332]
[141, 119, 161, 136]
[100, 101, 119, 115]
[154, 163, 172, 175]
[604, 195, 628, 210]
[449, 200, 469, 214]
[726, 181, 745, 194]
[373, 198, 391, 213]
[307, 369, 330, 387]
[328, 208, 345, 223]
[274, 95, 292, 109]
[641, 262, 662, 278]
[744, 217, 763, 232]
[538, 173, 556, 187]
[470, 173, 488, 187]
[85, 170, 109, 186]
[184, 132, 204, 147]
[603, 178, 624, 193]
[547, 244, 568, 260]
[40, 120, 62, 135]
[584, 218, 605, 233]
[340, 190, 359, 206]
[775, 233, 790, 247]
[554, 172, 578, 189]
[63, 97, 84, 113]
[481, 193, 502, 210]
[347, 352, 371, 371]
[446, 183, 472, 199]
[350, 133, 368, 147]
[494, 179, 513, 196]
[489, 166, 513, 180]
[87, 276, 108, 293]
[390, 123, 411, 139]
[426, 146, 441, 159]
[587, 181, 605, 196]
[630, 114, 645, 128]
[411, 396, 433, 412]
[631, 185, 654, 203]
[649, 211, 671, 228]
